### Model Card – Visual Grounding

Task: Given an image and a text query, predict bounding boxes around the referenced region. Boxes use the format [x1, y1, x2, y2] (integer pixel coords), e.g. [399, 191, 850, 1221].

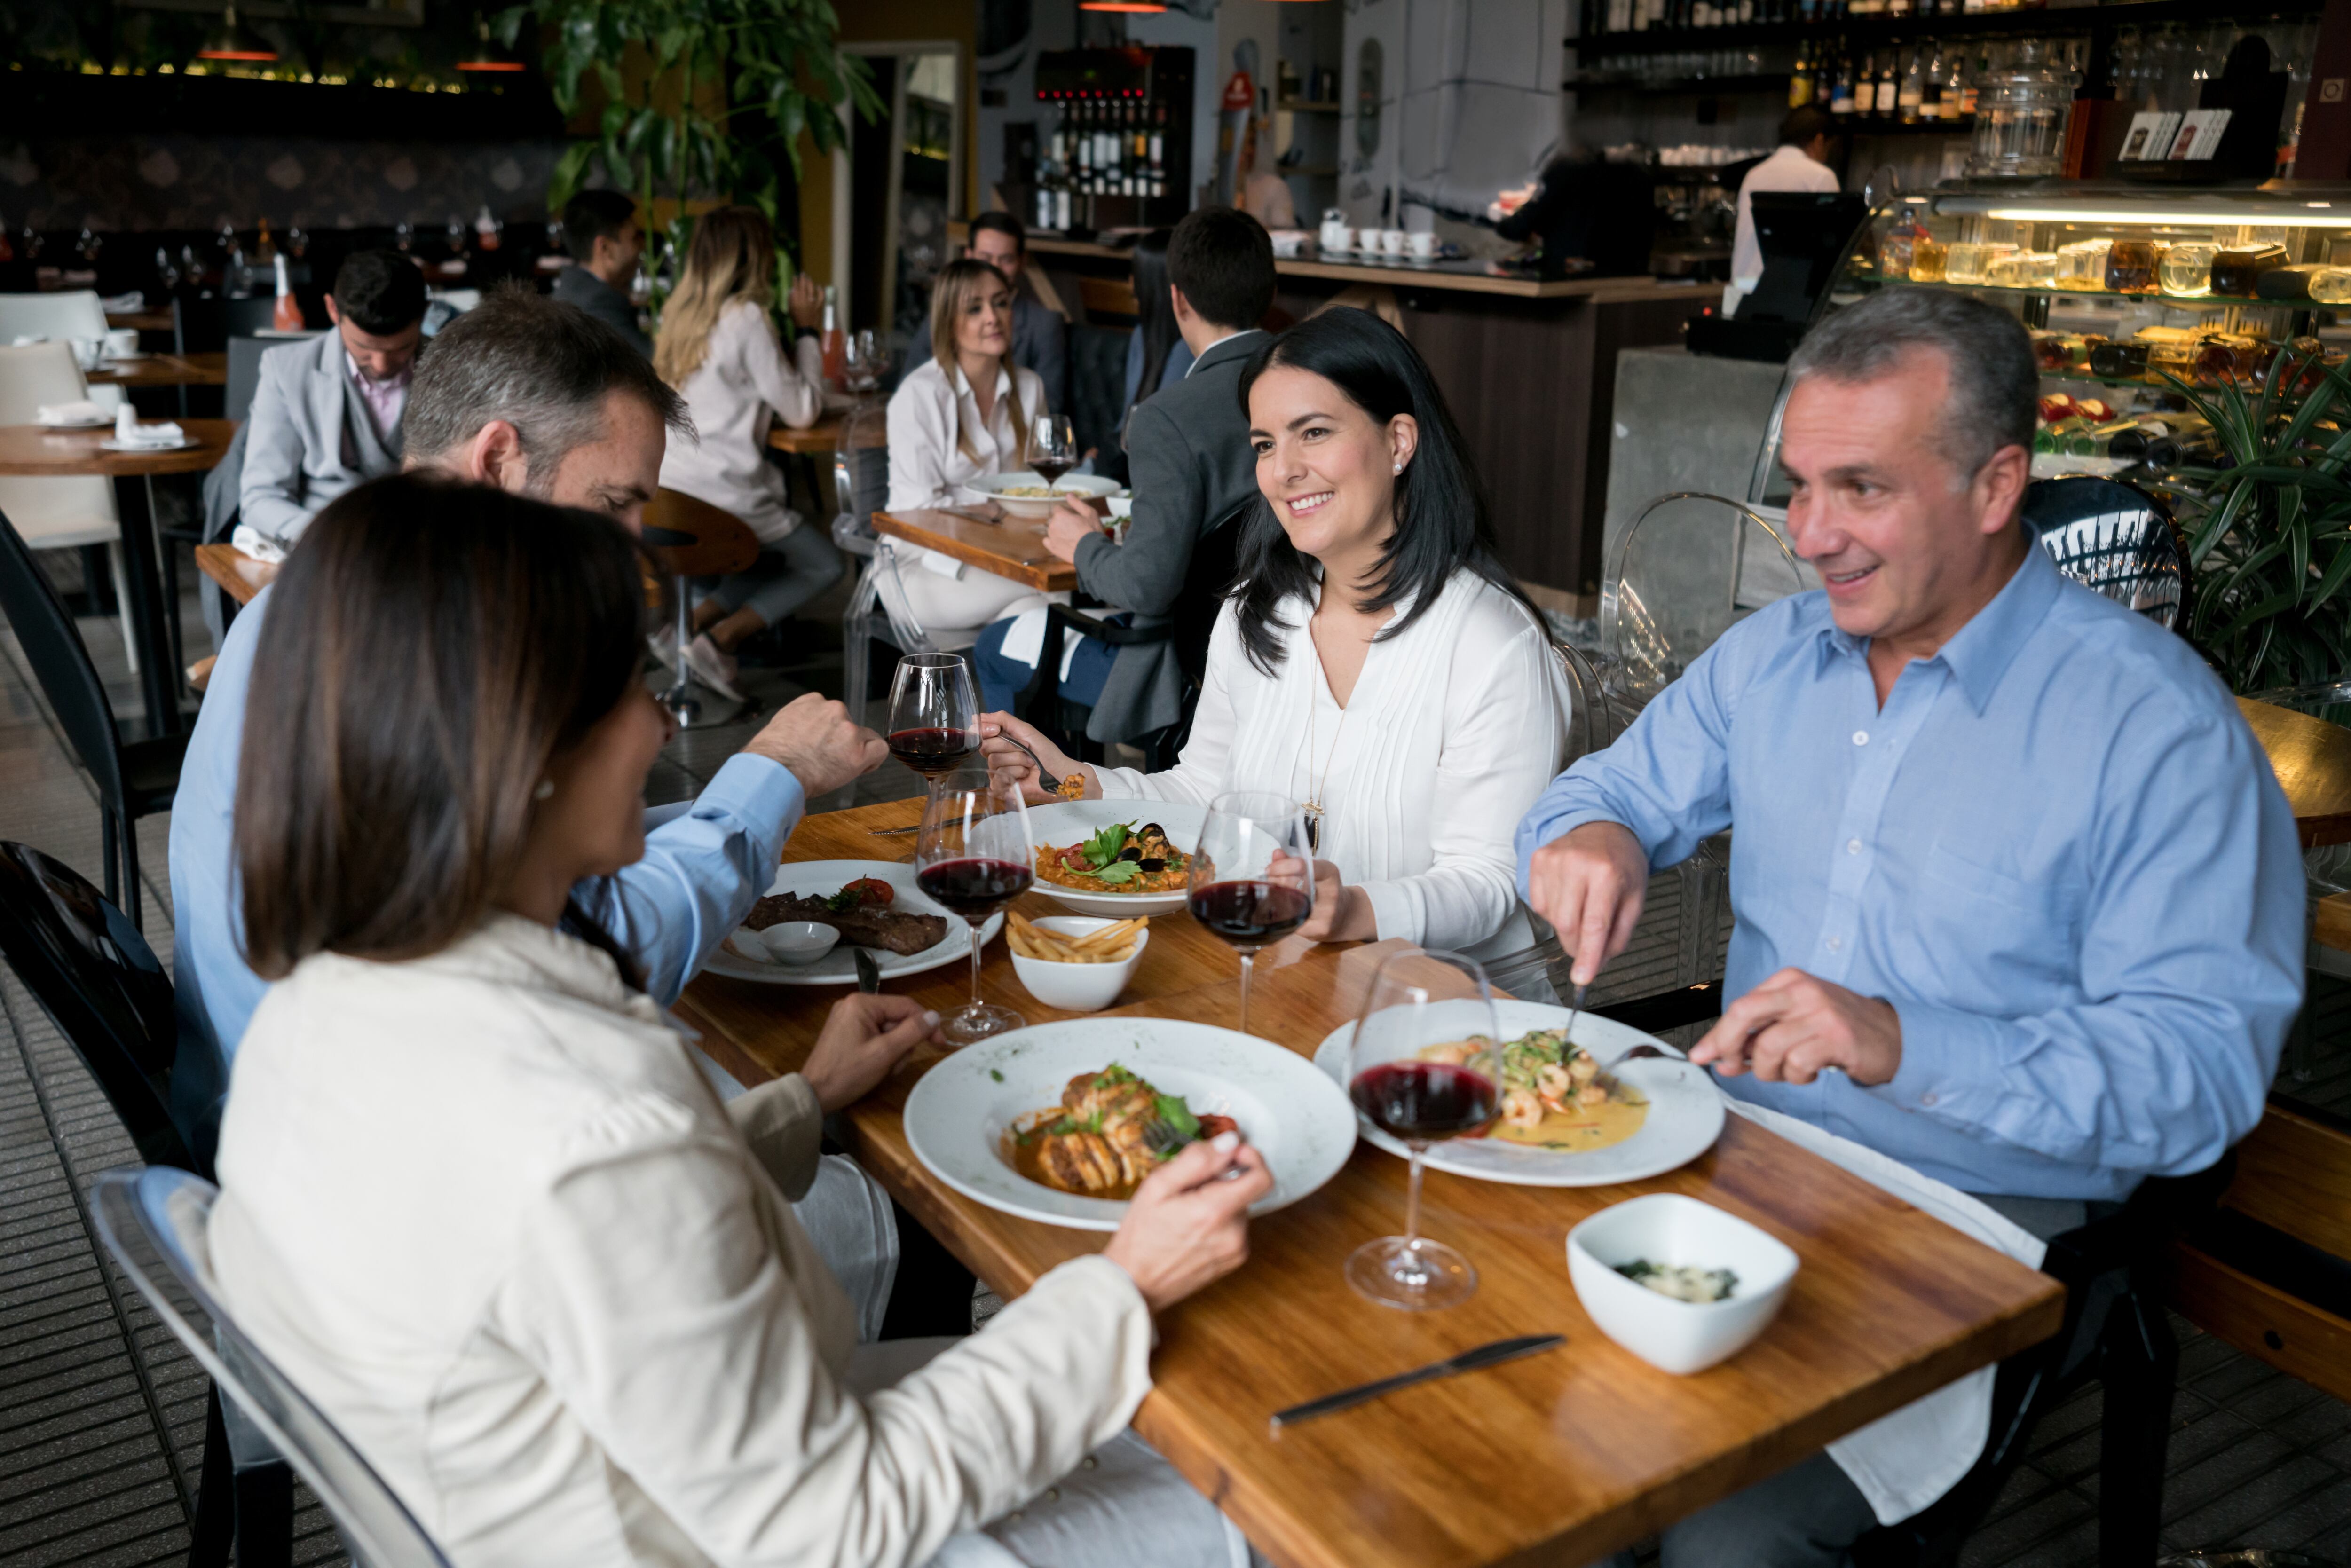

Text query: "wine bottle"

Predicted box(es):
[1900, 51, 1924, 122]
[271, 253, 301, 332]
[1855, 53, 1877, 115]
[820, 284, 847, 391]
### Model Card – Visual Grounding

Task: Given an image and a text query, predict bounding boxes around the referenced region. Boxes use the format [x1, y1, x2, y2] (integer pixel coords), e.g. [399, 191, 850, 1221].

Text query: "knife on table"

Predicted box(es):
[1268, 1334, 1565, 1429]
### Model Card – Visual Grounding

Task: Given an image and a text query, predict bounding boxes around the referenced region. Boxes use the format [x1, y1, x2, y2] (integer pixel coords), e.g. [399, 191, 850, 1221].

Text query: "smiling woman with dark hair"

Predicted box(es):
[984, 307, 1574, 977]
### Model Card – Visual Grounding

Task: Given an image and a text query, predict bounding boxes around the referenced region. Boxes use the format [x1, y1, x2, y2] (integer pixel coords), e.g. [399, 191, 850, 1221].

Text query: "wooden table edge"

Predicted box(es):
[871, 509, 1075, 593]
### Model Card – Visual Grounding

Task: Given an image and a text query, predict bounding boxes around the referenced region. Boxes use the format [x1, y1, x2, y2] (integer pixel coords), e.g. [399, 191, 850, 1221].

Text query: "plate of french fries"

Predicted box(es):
[1006, 912, 1150, 1012]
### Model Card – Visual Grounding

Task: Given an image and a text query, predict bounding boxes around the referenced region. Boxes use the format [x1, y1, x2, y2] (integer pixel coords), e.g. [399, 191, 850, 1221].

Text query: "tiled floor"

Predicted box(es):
[5, 550, 2351, 1567]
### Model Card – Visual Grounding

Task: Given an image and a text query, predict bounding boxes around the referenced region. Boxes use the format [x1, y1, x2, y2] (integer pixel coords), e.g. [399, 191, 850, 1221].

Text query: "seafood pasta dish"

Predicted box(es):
[1420, 1027, 1649, 1152]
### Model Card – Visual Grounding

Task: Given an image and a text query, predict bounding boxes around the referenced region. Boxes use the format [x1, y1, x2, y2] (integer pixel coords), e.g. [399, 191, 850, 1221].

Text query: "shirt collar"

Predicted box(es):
[1184, 329, 1262, 377]
[1816, 536, 2060, 713]
[949, 359, 1012, 403]
[346, 351, 411, 391]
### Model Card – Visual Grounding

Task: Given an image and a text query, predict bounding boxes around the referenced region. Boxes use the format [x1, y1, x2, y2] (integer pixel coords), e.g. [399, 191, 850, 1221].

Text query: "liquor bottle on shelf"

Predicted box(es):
[1900, 51, 1924, 122]
[1921, 48, 1945, 120]
[254, 217, 277, 264]
[1791, 46, 1814, 107]
[1878, 55, 1897, 120]
[1855, 52, 1877, 115]
[1830, 51, 1856, 115]
[1888, 0, 1911, 16]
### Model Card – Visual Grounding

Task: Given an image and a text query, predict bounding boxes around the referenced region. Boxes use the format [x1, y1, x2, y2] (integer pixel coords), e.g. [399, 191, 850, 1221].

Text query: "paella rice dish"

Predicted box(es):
[1036, 821, 1190, 895]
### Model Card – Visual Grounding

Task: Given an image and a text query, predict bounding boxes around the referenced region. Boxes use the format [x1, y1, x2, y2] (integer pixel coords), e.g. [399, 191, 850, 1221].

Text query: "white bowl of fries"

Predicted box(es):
[1007, 913, 1149, 1012]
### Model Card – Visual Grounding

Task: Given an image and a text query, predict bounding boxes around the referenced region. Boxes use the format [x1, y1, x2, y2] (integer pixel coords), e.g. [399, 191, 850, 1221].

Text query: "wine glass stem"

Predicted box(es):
[1403, 1144, 1426, 1256]
[1237, 950, 1255, 1036]
[967, 919, 985, 1009]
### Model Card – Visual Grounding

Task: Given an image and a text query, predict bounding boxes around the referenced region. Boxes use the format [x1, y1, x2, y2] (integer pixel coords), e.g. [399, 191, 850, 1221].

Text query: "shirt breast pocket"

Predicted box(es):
[1896, 839, 2083, 994]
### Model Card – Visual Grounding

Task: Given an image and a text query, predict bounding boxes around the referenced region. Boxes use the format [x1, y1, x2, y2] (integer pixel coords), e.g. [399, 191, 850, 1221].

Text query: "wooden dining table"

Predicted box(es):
[2238, 695, 2351, 848]
[869, 507, 1079, 594]
[765, 417, 843, 456]
[0, 418, 237, 735]
[193, 543, 273, 608]
[675, 796, 2065, 1568]
[85, 350, 227, 388]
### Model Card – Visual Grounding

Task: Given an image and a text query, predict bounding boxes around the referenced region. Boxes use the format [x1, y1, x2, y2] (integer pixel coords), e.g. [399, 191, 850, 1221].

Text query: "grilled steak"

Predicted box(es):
[749, 893, 947, 956]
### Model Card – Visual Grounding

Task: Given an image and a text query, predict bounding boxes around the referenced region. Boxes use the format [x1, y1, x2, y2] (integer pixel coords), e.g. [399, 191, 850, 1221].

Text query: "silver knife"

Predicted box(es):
[868, 823, 923, 836]
[854, 948, 882, 994]
[1268, 1334, 1564, 1429]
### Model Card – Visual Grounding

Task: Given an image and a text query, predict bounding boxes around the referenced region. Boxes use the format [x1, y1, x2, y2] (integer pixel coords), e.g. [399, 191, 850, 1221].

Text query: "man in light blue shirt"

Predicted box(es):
[1519, 288, 2302, 1564]
[174, 290, 887, 1062]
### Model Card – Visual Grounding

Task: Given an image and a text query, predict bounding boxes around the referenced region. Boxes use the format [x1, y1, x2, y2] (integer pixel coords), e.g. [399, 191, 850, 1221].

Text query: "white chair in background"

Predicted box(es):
[0, 341, 138, 670]
[0, 288, 110, 343]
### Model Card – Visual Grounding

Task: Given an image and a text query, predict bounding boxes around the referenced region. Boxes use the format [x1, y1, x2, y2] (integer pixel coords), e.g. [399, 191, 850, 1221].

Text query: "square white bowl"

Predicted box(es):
[1566, 1193, 1799, 1375]
[1009, 917, 1149, 1012]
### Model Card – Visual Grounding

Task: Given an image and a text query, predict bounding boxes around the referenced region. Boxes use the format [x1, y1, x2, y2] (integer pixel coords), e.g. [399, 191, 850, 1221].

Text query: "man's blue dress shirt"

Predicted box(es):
[1516, 544, 2304, 1200]
[170, 585, 805, 1060]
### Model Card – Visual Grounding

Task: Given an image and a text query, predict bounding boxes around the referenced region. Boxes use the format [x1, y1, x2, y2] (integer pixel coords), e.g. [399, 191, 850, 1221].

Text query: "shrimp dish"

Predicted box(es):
[1419, 1027, 1649, 1153]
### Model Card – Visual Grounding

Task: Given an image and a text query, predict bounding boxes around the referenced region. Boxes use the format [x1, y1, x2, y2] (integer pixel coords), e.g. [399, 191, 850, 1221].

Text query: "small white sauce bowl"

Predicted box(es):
[1566, 1192, 1799, 1375]
[1009, 917, 1149, 1012]
[758, 921, 841, 966]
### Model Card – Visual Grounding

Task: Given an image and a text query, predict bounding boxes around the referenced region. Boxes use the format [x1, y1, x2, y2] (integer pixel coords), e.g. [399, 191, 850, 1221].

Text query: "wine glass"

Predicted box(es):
[1186, 791, 1315, 1038]
[885, 653, 982, 795]
[1345, 949, 1503, 1311]
[1029, 414, 1078, 491]
[916, 768, 1036, 1046]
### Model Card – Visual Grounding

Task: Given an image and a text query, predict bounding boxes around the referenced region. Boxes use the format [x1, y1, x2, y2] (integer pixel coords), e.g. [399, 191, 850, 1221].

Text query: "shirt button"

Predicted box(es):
[1826, 936, 1843, 952]
[1846, 838, 1862, 855]
[1921, 1092, 1940, 1107]
[1853, 730, 1870, 746]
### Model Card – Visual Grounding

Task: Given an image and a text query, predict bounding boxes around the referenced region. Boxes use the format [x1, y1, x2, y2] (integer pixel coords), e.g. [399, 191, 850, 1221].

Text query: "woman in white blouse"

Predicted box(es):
[211, 475, 1272, 1568]
[984, 307, 1572, 977]
[654, 205, 840, 700]
[884, 258, 1060, 634]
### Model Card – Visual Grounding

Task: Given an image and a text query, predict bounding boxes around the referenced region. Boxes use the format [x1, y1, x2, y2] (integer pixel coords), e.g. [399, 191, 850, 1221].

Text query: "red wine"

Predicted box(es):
[1031, 459, 1073, 487]
[1350, 1061, 1499, 1141]
[1188, 880, 1310, 948]
[889, 726, 978, 778]
[917, 857, 1034, 920]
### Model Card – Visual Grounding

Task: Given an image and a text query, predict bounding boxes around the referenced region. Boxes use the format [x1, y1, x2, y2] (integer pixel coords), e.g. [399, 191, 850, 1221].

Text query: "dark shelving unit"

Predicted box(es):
[1571, 0, 2323, 61]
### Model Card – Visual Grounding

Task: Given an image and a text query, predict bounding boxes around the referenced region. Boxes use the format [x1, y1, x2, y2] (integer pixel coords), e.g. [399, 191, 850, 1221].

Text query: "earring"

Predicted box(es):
[1393, 461, 1404, 475]
[534, 780, 555, 801]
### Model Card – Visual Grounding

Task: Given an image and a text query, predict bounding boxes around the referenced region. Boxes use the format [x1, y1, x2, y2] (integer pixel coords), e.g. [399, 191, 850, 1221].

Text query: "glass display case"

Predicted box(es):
[1757, 184, 2351, 492]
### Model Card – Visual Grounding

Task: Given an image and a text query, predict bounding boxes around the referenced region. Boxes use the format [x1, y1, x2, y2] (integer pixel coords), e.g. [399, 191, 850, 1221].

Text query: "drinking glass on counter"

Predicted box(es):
[886, 653, 982, 794]
[1187, 792, 1315, 1038]
[1345, 949, 1503, 1310]
[916, 768, 1036, 1045]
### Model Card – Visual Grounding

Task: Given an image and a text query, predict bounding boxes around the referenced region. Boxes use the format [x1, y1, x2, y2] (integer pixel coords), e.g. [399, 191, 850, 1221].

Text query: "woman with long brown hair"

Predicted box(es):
[210, 472, 1272, 1567]
[653, 203, 839, 699]
[882, 256, 1061, 633]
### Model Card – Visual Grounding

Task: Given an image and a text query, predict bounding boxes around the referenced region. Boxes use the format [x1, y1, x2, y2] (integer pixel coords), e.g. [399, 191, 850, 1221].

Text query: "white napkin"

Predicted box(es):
[36, 401, 108, 426]
[110, 411, 186, 449]
[230, 526, 289, 565]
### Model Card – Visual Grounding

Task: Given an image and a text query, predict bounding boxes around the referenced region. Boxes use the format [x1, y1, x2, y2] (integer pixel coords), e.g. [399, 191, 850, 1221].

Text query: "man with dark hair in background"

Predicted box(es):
[973, 206, 1277, 745]
[553, 188, 652, 357]
[1724, 104, 1842, 317]
[238, 248, 427, 550]
[967, 209, 1067, 417]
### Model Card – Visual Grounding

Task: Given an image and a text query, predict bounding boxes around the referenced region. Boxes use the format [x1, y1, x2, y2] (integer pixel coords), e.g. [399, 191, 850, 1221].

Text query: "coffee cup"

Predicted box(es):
[1381, 229, 1407, 255]
[70, 338, 104, 371]
[1408, 230, 1438, 260]
[103, 327, 139, 360]
[1320, 221, 1352, 253]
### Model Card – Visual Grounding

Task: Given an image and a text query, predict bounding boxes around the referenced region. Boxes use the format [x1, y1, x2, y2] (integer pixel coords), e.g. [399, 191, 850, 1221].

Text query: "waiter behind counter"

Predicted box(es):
[1482, 105, 1839, 287]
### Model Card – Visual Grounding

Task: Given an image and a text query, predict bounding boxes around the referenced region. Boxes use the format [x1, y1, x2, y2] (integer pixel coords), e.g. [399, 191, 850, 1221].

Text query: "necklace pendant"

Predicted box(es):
[1302, 801, 1324, 854]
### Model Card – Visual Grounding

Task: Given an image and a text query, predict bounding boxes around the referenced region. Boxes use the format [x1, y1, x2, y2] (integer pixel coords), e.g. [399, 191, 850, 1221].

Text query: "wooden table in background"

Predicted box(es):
[674, 798, 2065, 1568]
[193, 543, 271, 608]
[87, 351, 226, 388]
[0, 419, 237, 735]
[869, 507, 1077, 594]
[2239, 695, 2351, 848]
[765, 418, 843, 456]
[106, 309, 174, 333]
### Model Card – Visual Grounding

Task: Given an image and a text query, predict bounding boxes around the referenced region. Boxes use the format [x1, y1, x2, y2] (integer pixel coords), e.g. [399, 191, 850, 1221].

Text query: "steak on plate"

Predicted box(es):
[749, 893, 947, 956]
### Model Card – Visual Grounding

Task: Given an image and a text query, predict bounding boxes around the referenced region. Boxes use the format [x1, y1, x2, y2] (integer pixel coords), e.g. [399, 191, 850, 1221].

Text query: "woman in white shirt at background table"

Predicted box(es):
[884, 257, 1062, 637]
[654, 204, 840, 700]
[984, 307, 1573, 985]
[210, 475, 1274, 1568]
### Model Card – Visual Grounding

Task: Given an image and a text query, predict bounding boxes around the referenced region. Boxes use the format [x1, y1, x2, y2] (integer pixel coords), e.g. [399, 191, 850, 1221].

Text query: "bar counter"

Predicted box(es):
[1001, 227, 1723, 605]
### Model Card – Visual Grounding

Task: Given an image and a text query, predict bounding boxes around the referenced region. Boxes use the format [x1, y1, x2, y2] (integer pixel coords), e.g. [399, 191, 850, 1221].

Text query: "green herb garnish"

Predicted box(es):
[1087, 860, 1142, 885]
[1081, 823, 1130, 869]
[989, 1069, 1003, 1082]
[1153, 1094, 1200, 1141]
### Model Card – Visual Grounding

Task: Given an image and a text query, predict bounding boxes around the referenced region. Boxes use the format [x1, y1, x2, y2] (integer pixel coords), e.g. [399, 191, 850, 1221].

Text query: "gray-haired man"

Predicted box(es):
[173, 289, 887, 1065]
[1517, 287, 2301, 1563]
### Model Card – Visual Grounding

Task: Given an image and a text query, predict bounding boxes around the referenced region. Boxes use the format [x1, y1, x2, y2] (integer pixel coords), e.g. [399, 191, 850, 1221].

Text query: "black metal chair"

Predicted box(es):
[1014, 497, 1248, 771]
[0, 506, 187, 924]
[1591, 983, 2224, 1568]
[0, 842, 289, 1568]
[2020, 474, 2184, 631]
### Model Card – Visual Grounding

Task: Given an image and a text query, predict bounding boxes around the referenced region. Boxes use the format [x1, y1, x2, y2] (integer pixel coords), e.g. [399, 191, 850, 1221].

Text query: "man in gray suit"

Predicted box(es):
[239, 249, 426, 550]
[972, 208, 1275, 744]
[551, 188, 652, 359]
[968, 211, 1067, 418]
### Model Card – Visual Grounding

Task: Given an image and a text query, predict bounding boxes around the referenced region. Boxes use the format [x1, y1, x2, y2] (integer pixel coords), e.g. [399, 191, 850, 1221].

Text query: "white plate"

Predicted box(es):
[699, 859, 1003, 986]
[99, 437, 198, 452]
[905, 1017, 1357, 1229]
[965, 470, 1121, 520]
[1022, 798, 1208, 917]
[1311, 999, 1726, 1187]
[37, 417, 111, 429]
[104, 351, 152, 362]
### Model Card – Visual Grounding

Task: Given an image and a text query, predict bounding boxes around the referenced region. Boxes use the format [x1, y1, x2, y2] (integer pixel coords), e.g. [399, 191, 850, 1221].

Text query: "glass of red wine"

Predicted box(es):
[915, 767, 1036, 1046]
[1186, 791, 1315, 1038]
[1345, 949, 1502, 1310]
[886, 653, 981, 796]
[1029, 414, 1078, 490]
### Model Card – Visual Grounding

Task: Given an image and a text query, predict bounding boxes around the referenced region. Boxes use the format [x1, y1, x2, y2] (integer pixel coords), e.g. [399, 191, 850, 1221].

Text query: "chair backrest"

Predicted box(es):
[1603, 491, 1811, 713]
[1555, 639, 1622, 766]
[1168, 499, 1248, 690]
[832, 399, 889, 528]
[225, 334, 292, 424]
[641, 489, 761, 577]
[867, 538, 943, 654]
[0, 342, 118, 531]
[0, 842, 219, 1173]
[222, 296, 284, 339]
[90, 1169, 458, 1568]
[0, 289, 110, 344]
[0, 505, 131, 807]
[2019, 475, 2183, 630]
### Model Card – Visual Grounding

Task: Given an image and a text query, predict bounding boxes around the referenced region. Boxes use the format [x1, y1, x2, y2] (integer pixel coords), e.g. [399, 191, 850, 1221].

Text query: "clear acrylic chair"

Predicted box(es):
[1600, 493, 1812, 988]
[90, 1166, 456, 1568]
[831, 400, 978, 720]
[2019, 475, 2183, 630]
